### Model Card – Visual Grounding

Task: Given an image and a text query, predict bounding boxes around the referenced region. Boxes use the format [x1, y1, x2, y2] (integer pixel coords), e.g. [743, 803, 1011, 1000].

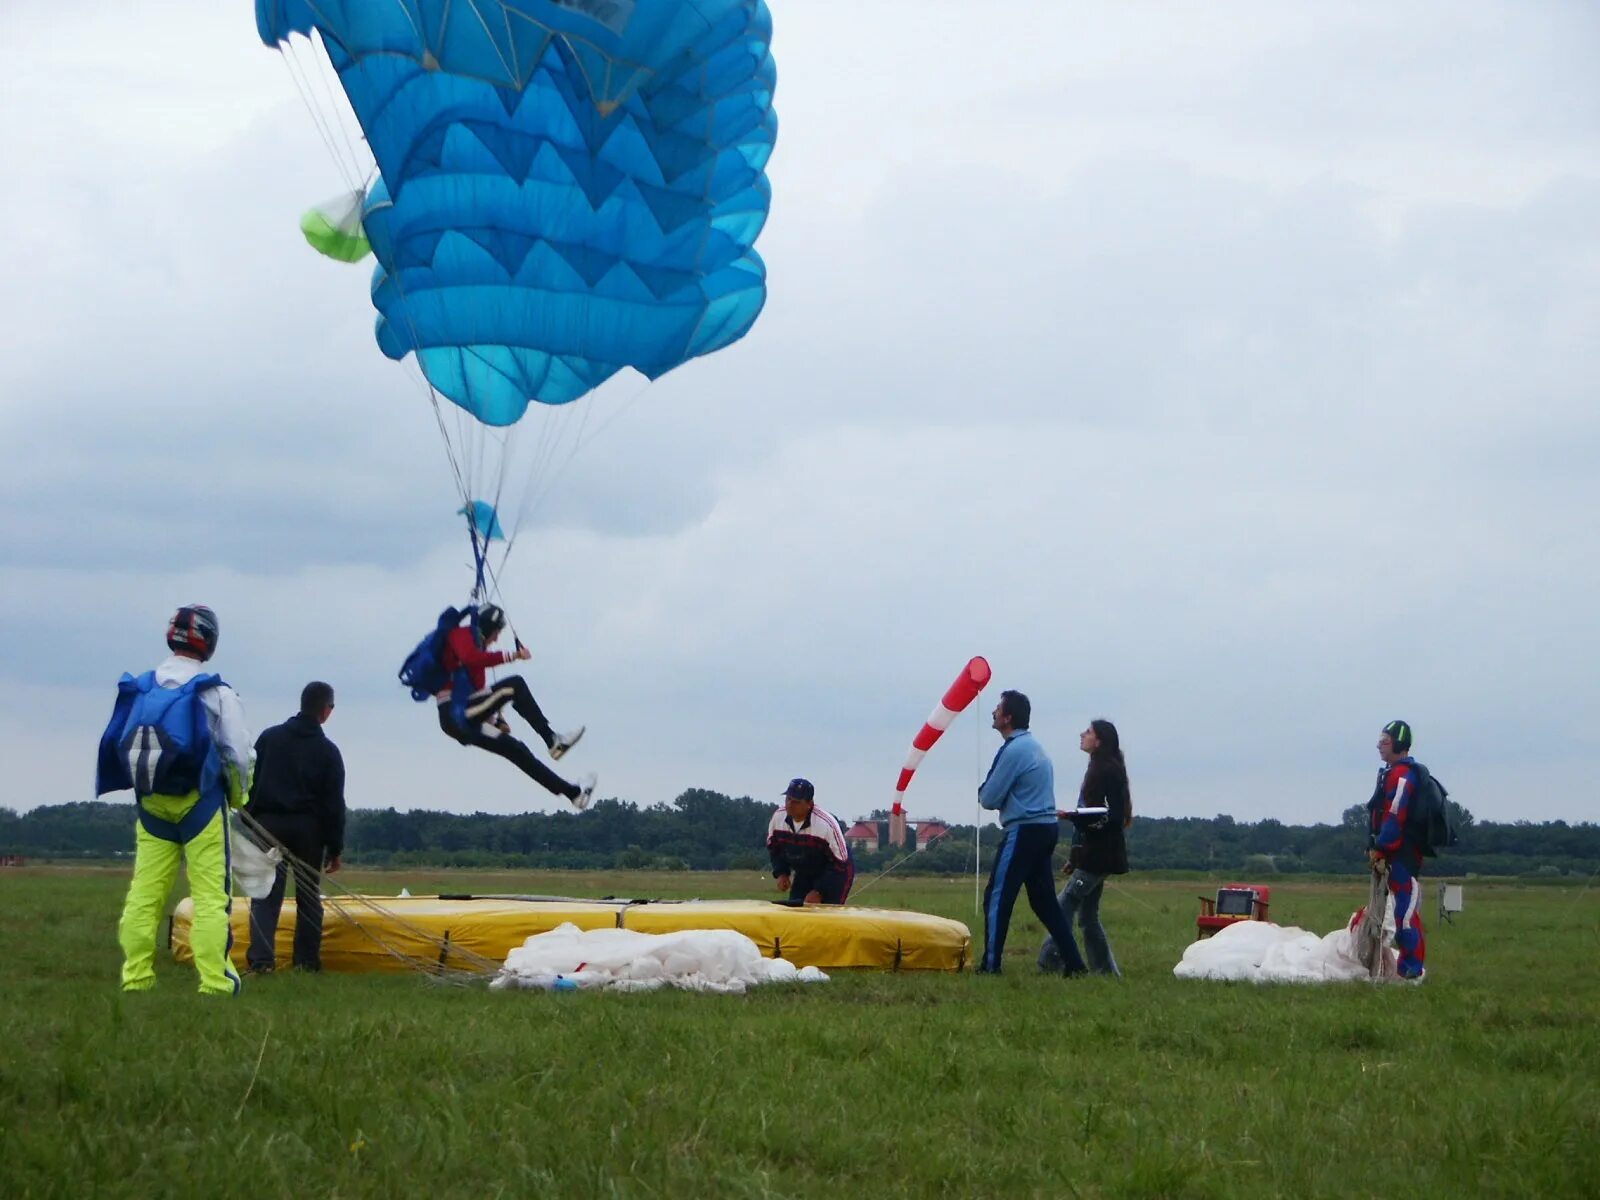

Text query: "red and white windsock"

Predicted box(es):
[892, 656, 993, 814]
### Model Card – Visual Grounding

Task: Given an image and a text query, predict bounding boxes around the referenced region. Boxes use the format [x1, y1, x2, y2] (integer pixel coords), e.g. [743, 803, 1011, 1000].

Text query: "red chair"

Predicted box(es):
[1196, 884, 1271, 939]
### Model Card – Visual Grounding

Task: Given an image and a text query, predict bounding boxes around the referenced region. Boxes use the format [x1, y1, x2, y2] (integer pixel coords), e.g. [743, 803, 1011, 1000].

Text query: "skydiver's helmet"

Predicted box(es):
[475, 604, 507, 641]
[167, 604, 219, 662]
[1382, 720, 1413, 755]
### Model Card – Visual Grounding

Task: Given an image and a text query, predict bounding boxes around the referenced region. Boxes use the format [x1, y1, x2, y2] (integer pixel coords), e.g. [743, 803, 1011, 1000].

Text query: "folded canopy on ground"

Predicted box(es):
[493, 922, 832, 993]
[1172, 901, 1398, 983]
[170, 894, 971, 973]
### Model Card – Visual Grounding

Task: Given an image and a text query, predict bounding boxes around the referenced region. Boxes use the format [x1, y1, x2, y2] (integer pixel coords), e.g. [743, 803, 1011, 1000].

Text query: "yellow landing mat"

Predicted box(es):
[170, 894, 971, 974]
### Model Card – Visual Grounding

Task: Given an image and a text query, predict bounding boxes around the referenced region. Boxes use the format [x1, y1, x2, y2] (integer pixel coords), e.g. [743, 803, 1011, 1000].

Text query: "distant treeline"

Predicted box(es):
[3, 790, 1597, 878]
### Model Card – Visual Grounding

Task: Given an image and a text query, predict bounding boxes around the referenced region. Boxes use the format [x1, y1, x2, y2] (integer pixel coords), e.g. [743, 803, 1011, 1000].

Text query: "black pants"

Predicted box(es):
[246, 812, 327, 972]
[980, 822, 1087, 974]
[439, 677, 576, 799]
[786, 853, 856, 904]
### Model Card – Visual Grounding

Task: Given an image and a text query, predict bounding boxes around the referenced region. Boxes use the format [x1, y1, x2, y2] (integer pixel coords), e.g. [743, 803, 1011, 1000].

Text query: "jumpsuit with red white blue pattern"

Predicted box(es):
[1369, 759, 1426, 979]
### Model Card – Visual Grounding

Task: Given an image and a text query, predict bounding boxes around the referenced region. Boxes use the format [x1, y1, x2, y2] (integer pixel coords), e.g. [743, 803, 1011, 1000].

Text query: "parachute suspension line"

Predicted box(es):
[491, 159, 630, 575]
[406, 292, 540, 594]
[278, 34, 496, 601]
[848, 845, 922, 900]
[308, 30, 369, 184]
[1564, 860, 1600, 916]
[499, 408, 585, 569]
[467, 518, 489, 603]
[387, 244, 479, 557]
[484, 362, 596, 573]
[277, 34, 489, 600]
[490, 401, 579, 572]
[520, 403, 576, 516]
[278, 41, 364, 195]
[501, 373, 658, 569]
[443, 290, 529, 587]
[479, 554, 514, 629]
[974, 704, 983, 915]
[234, 809, 502, 983]
[460, 331, 490, 604]
[1102, 878, 1162, 914]
[400, 355, 471, 523]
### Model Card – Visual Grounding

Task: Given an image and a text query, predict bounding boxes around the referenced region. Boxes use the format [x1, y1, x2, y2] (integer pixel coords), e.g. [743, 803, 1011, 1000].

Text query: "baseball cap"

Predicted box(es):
[782, 778, 815, 801]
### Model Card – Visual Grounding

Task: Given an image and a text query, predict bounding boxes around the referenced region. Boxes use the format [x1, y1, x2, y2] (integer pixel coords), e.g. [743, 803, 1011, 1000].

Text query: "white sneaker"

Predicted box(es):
[549, 726, 585, 761]
[571, 772, 597, 811]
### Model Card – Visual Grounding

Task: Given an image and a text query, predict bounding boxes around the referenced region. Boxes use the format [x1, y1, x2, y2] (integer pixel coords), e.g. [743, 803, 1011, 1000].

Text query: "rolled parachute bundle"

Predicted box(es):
[893, 656, 993, 815]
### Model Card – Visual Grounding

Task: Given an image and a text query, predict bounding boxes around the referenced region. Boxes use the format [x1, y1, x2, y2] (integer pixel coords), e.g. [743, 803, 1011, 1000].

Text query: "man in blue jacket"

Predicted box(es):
[977, 690, 1087, 974]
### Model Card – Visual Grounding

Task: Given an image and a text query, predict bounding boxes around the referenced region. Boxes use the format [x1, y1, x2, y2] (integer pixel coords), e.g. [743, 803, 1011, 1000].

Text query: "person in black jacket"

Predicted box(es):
[765, 779, 855, 904]
[1038, 718, 1130, 976]
[244, 681, 346, 973]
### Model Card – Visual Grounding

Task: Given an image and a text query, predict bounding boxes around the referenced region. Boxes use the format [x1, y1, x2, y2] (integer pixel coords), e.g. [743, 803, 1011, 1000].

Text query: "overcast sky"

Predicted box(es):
[2, 1, 1597, 830]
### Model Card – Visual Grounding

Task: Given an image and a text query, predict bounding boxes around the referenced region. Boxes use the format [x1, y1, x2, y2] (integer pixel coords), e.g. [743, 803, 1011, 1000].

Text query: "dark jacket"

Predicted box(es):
[766, 805, 852, 895]
[1067, 757, 1130, 876]
[247, 714, 347, 858]
[1365, 758, 1424, 867]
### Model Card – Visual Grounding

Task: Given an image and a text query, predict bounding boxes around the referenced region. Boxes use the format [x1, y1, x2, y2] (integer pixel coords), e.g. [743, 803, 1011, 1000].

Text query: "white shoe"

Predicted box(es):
[550, 726, 586, 761]
[571, 773, 597, 811]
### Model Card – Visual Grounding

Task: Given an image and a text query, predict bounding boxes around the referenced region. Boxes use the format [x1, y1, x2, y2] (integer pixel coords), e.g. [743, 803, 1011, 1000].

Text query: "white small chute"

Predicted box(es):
[230, 826, 282, 900]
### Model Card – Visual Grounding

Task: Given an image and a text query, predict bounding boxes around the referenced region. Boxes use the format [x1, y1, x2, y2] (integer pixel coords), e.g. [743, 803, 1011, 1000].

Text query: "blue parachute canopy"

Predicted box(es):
[258, 2, 776, 426]
[459, 501, 506, 543]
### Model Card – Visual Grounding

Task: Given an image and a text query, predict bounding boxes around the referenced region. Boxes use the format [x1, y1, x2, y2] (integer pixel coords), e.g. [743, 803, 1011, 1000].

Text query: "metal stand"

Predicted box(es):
[1438, 881, 1463, 925]
[1358, 864, 1389, 980]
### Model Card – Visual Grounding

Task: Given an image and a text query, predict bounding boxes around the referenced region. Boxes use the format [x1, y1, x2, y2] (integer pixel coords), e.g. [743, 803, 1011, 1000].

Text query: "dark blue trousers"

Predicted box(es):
[246, 812, 326, 972]
[981, 823, 1087, 974]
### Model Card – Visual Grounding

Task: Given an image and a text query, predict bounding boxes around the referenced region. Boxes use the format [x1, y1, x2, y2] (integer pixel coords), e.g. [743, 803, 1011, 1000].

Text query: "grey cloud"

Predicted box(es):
[4, 1, 1597, 825]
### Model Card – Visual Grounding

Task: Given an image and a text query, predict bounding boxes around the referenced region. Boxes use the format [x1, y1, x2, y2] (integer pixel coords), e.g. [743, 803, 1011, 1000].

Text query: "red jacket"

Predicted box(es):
[439, 627, 512, 695]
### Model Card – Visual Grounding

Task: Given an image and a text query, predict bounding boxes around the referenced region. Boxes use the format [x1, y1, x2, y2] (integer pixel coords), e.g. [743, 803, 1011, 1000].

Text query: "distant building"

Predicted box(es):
[843, 818, 951, 853]
[844, 821, 879, 853]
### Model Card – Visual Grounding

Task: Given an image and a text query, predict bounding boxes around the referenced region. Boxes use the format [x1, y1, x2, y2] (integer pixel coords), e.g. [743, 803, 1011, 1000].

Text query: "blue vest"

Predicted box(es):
[97, 671, 227, 843]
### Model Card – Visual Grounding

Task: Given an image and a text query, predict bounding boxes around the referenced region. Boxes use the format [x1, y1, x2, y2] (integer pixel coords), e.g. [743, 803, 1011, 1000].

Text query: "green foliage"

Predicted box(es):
[0, 868, 1596, 1198]
[4, 792, 1598, 877]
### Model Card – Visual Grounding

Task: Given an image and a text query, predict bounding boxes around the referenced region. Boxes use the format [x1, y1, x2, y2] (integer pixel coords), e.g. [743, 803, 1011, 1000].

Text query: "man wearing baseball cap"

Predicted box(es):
[765, 778, 855, 904]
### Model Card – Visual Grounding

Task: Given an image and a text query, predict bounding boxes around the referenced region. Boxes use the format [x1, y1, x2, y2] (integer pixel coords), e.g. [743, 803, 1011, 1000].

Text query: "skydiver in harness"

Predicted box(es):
[436, 604, 595, 810]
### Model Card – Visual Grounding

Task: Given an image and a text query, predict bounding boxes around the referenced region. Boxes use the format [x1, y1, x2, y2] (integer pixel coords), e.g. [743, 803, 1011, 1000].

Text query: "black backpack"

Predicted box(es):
[1403, 760, 1458, 858]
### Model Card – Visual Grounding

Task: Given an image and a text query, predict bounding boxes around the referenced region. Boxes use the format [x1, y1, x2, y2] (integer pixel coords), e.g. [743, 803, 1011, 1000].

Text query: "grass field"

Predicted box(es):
[1, 866, 1596, 1199]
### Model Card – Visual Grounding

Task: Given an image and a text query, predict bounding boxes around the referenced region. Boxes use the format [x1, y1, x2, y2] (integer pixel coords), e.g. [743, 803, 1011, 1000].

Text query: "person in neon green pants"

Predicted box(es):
[119, 791, 245, 995]
[98, 605, 255, 996]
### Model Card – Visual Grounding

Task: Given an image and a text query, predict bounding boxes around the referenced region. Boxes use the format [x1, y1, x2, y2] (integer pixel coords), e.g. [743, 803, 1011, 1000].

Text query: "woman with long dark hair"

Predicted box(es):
[1038, 718, 1130, 976]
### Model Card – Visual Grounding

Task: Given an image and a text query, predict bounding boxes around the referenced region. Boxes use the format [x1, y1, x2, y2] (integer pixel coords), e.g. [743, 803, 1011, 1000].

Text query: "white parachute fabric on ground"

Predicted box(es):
[491, 923, 831, 995]
[230, 826, 282, 899]
[1173, 899, 1397, 983]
